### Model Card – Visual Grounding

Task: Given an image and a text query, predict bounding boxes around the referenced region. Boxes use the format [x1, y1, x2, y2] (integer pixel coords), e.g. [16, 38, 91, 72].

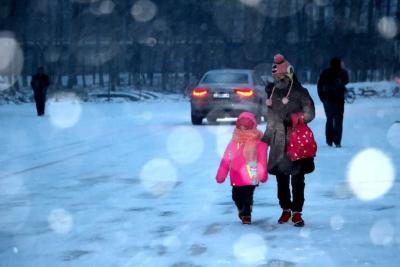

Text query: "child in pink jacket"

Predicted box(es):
[216, 111, 268, 224]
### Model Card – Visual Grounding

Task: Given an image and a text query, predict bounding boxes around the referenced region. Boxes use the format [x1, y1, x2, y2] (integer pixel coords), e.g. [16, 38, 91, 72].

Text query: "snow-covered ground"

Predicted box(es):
[0, 84, 399, 267]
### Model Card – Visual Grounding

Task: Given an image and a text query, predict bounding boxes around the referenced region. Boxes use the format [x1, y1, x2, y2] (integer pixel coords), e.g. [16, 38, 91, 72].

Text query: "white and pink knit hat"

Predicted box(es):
[272, 54, 293, 78]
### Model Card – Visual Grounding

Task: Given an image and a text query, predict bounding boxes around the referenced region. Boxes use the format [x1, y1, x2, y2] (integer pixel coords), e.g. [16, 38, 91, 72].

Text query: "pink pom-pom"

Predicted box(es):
[274, 54, 285, 64]
[266, 98, 272, 107]
[282, 97, 289, 104]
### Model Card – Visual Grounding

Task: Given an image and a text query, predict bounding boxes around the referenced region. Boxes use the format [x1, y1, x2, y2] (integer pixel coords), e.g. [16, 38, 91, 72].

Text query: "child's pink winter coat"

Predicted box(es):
[216, 140, 268, 186]
[216, 112, 268, 186]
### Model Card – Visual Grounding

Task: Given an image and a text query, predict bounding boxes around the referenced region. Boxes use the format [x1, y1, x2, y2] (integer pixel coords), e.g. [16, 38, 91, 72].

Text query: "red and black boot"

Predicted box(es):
[278, 209, 292, 224]
[241, 215, 251, 224]
[292, 212, 305, 227]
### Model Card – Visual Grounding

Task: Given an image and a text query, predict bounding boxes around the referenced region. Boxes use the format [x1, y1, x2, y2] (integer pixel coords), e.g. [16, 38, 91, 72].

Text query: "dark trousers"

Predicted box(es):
[34, 94, 46, 116]
[323, 101, 344, 145]
[276, 174, 305, 212]
[232, 186, 256, 216]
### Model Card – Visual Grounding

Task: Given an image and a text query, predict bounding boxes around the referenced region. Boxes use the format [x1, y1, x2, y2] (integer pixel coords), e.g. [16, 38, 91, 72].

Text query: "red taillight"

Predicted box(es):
[192, 88, 209, 98]
[235, 88, 254, 97]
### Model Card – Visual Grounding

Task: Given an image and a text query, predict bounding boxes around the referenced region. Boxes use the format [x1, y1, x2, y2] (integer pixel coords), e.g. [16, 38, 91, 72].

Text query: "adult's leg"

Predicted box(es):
[276, 175, 291, 210]
[291, 173, 305, 212]
[323, 102, 334, 145]
[333, 103, 344, 146]
[38, 96, 45, 115]
[34, 95, 41, 116]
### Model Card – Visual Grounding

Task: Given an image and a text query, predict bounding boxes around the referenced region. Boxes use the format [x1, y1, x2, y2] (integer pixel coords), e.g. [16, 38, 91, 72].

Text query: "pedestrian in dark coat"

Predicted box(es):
[31, 66, 50, 116]
[262, 54, 315, 227]
[317, 57, 349, 147]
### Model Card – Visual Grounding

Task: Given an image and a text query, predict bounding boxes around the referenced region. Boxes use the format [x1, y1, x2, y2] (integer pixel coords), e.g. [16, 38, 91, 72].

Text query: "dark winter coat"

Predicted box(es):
[262, 76, 315, 176]
[31, 73, 50, 96]
[317, 60, 349, 104]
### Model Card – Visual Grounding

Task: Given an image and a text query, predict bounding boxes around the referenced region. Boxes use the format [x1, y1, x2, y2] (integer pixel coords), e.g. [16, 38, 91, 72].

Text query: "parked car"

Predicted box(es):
[190, 69, 267, 125]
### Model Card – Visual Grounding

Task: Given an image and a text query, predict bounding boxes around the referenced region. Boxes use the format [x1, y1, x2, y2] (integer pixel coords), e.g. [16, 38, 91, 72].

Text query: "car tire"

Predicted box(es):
[191, 114, 203, 125]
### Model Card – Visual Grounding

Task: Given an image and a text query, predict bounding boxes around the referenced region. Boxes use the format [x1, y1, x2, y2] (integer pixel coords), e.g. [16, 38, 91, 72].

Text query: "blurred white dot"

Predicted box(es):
[233, 234, 267, 265]
[140, 158, 178, 197]
[131, 0, 157, 22]
[141, 37, 157, 47]
[377, 109, 386, 118]
[330, 215, 345, 231]
[347, 148, 395, 200]
[387, 122, 400, 149]
[0, 32, 24, 91]
[378, 17, 398, 39]
[314, 0, 329, 6]
[0, 176, 23, 196]
[239, 0, 262, 7]
[98, 0, 115, 15]
[13, 247, 18, 254]
[114, 231, 129, 245]
[48, 93, 82, 128]
[167, 126, 203, 164]
[48, 208, 73, 234]
[370, 220, 394, 246]
[162, 235, 181, 252]
[299, 227, 311, 238]
[44, 47, 61, 63]
[214, 126, 233, 157]
[140, 111, 153, 120]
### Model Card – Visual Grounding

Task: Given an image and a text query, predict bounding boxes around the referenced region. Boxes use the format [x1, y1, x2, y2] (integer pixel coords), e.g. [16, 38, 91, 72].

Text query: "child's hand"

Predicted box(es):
[216, 177, 224, 183]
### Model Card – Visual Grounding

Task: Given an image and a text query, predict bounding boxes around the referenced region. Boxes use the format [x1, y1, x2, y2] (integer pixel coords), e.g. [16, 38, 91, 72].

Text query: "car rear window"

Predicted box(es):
[201, 73, 249, 84]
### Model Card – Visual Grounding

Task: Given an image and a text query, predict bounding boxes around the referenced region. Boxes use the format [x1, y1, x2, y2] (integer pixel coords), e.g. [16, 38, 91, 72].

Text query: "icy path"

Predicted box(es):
[0, 89, 400, 267]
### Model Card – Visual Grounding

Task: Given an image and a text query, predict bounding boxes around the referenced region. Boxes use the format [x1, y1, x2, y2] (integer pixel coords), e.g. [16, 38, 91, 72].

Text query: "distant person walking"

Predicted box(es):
[262, 54, 316, 227]
[31, 66, 50, 116]
[317, 57, 349, 147]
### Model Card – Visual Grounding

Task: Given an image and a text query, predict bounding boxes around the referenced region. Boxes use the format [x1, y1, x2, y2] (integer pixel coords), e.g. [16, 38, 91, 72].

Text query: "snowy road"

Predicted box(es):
[1, 87, 400, 267]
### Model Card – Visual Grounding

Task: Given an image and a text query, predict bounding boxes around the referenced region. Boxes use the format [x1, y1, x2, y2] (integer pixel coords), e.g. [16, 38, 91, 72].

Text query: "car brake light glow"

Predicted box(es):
[192, 88, 209, 97]
[235, 88, 254, 97]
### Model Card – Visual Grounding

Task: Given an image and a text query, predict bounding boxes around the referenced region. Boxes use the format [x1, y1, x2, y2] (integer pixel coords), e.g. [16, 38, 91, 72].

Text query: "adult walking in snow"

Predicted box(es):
[262, 54, 315, 227]
[317, 57, 349, 147]
[31, 66, 50, 116]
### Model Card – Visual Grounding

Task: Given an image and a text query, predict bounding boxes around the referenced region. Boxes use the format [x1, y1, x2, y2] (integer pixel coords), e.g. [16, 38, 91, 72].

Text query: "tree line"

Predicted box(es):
[1, 0, 399, 93]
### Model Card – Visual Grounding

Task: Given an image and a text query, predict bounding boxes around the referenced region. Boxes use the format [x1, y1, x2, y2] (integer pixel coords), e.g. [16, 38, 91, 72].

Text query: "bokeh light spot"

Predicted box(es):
[48, 208, 74, 234]
[140, 158, 177, 197]
[347, 148, 395, 200]
[167, 126, 203, 164]
[98, 0, 115, 15]
[239, 0, 262, 7]
[48, 93, 82, 128]
[378, 17, 398, 39]
[162, 235, 181, 252]
[0, 32, 24, 91]
[370, 220, 394, 246]
[233, 234, 267, 265]
[314, 0, 330, 6]
[214, 126, 233, 157]
[0, 176, 24, 196]
[330, 215, 345, 231]
[131, 0, 157, 22]
[387, 122, 400, 149]
[299, 227, 311, 238]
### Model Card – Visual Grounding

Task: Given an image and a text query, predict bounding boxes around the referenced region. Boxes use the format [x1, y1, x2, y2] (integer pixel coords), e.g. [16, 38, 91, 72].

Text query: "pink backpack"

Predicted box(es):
[287, 113, 317, 161]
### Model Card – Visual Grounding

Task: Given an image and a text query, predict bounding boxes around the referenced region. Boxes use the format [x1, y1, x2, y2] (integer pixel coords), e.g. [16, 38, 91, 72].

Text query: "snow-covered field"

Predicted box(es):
[0, 84, 400, 267]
